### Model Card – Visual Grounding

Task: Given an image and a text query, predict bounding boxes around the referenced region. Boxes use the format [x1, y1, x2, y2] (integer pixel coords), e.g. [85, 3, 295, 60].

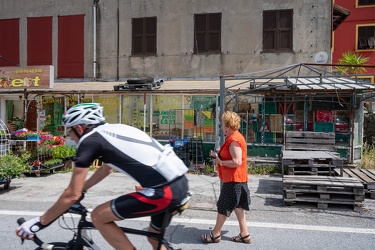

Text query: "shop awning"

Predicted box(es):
[235, 77, 375, 92]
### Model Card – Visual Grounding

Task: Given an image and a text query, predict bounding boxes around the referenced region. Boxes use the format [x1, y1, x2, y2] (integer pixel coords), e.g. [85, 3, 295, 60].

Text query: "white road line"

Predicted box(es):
[3, 210, 375, 235]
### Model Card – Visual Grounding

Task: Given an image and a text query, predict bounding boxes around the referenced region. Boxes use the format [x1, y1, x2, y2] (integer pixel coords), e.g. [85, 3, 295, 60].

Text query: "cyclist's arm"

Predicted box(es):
[83, 163, 112, 192]
[39, 167, 89, 226]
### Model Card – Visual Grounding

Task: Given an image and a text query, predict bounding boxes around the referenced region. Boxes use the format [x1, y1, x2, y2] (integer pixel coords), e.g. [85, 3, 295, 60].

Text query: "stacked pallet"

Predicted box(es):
[282, 151, 343, 176]
[334, 168, 375, 199]
[283, 175, 364, 209]
[282, 157, 343, 176]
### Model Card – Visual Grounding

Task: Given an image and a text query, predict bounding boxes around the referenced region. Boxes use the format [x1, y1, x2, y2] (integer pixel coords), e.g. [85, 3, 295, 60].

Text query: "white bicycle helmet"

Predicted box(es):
[62, 103, 105, 127]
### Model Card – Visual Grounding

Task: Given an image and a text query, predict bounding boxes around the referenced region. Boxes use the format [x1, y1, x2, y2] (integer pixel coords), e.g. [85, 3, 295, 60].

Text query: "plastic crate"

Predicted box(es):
[258, 103, 277, 114]
[314, 122, 334, 132]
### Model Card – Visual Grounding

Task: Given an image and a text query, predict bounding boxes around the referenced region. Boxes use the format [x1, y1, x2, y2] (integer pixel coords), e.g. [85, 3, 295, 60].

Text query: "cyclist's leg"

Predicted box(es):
[148, 212, 171, 250]
[91, 201, 136, 250]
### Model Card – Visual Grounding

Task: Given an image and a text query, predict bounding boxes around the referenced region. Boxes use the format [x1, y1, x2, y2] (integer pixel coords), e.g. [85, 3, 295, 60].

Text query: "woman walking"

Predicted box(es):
[200, 110, 251, 244]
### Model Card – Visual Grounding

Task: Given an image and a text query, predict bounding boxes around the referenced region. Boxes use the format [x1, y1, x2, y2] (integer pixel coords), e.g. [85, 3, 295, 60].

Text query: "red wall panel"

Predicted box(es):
[0, 19, 20, 66]
[27, 16, 53, 66]
[333, 0, 375, 75]
[58, 15, 84, 78]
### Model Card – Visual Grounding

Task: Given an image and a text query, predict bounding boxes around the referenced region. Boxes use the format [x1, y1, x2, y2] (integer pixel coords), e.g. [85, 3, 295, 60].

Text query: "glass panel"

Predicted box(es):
[358, 0, 375, 6]
[41, 96, 64, 135]
[122, 95, 146, 129]
[185, 95, 216, 141]
[93, 95, 120, 124]
[151, 95, 183, 140]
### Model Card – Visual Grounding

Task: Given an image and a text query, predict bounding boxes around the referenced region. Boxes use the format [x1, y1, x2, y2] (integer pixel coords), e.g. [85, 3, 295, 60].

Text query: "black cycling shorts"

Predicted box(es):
[111, 175, 188, 231]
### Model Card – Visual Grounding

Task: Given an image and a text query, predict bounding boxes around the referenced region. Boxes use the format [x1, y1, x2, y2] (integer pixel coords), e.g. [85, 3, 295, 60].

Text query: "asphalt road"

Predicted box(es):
[1, 172, 375, 249]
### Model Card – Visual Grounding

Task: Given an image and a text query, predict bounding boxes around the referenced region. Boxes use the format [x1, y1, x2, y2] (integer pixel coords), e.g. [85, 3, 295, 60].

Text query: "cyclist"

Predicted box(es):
[16, 103, 189, 250]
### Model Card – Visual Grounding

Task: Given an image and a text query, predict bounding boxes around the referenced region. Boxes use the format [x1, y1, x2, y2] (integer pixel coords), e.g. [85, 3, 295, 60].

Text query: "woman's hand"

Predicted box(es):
[211, 152, 222, 165]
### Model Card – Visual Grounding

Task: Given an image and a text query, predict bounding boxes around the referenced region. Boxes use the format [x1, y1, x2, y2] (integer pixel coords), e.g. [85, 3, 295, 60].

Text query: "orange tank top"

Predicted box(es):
[218, 130, 248, 183]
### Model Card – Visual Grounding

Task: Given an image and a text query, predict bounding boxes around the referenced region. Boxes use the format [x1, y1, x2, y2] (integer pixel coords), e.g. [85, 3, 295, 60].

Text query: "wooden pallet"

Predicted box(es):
[282, 158, 342, 166]
[282, 153, 343, 176]
[286, 164, 337, 175]
[283, 175, 364, 209]
[334, 168, 375, 199]
[284, 131, 335, 151]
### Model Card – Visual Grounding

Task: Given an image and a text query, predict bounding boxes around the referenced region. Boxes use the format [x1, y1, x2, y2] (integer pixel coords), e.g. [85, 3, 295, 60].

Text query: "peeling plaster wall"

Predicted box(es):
[0, 0, 332, 80]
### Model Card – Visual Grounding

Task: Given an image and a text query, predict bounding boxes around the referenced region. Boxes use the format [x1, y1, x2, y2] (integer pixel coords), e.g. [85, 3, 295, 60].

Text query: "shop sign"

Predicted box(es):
[0, 65, 54, 89]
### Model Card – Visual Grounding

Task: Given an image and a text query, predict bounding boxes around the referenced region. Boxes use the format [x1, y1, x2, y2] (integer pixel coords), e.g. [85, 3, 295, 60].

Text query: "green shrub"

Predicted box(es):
[248, 164, 281, 175]
[43, 159, 63, 167]
[0, 151, 31, 179]
[51, 145, 76, 160]
[361, 143, 375, 169]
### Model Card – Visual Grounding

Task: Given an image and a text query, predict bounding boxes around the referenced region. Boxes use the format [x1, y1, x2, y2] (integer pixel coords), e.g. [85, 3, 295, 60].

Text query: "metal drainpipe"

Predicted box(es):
[116, 0, 120, 81]
[93, 0, 99, 80]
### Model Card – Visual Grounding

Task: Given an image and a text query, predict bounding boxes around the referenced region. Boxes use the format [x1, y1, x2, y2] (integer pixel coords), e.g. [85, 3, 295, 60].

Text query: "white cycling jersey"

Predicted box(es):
[74, 123, 188, 187]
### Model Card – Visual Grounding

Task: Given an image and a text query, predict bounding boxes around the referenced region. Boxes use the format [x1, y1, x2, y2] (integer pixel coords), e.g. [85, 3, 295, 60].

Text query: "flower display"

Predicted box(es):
[11, 128, 41, 140]
[38, 134, 66, 147]
[12, 128, 28, 138]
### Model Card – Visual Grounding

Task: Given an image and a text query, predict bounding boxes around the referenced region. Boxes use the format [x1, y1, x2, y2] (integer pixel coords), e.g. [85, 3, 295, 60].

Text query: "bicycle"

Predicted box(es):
[17, 192, 191, 250]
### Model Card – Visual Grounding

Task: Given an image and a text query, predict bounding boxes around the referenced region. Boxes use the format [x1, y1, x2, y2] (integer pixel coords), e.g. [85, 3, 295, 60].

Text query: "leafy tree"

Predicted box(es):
[336, 51, 369, 75]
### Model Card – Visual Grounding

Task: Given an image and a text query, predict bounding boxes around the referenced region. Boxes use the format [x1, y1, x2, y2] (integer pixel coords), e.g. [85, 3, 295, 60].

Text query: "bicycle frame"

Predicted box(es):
[18, 201, 181, 250]
[69, 208, 175, 250]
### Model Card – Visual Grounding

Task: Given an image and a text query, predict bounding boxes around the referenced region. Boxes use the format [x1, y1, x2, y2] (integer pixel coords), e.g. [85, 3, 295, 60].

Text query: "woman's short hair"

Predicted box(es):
[222, 111, 241, 130]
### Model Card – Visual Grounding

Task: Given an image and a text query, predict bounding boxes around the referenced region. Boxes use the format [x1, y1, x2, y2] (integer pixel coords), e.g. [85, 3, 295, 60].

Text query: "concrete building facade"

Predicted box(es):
[0, 0, 333, 80]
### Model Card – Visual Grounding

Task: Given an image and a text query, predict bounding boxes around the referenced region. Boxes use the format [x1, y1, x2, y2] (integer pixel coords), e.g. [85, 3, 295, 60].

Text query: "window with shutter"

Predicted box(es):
[263, 10, 293, 53]
[194, 13, 221, 54]
[132, 17, 157, 56]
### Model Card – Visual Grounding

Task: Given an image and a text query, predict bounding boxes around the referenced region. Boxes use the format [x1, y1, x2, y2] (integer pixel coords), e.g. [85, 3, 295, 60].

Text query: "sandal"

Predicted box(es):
[230, 234, 252, 244]
[201, 231, 221, 243]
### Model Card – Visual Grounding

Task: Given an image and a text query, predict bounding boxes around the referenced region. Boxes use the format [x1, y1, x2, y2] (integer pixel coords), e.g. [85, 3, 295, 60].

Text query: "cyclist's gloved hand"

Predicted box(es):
[17, 217, 44, 239]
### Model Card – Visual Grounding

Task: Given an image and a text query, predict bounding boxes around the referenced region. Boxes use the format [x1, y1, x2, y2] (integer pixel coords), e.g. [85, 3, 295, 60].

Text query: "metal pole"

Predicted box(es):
[143, 93, 146, 132]
[219, 77, 225, 146]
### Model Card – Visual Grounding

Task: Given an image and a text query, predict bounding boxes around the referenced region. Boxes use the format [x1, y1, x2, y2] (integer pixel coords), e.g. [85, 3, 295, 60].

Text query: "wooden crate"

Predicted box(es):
[270, 114, 282, 132]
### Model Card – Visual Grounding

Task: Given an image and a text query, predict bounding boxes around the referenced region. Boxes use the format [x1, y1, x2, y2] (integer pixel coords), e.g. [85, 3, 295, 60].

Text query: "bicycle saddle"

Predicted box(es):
[170, 191, 192, 216]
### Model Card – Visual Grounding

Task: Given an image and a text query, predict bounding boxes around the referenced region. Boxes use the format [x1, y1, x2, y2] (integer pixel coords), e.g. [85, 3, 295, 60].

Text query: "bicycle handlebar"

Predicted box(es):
[17, 201, 88, 248]
[17, 217, 44, 247]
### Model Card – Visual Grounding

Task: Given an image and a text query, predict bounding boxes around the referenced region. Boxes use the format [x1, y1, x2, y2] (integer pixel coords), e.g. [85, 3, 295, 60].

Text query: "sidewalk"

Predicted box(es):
[2, 171, 375, 215]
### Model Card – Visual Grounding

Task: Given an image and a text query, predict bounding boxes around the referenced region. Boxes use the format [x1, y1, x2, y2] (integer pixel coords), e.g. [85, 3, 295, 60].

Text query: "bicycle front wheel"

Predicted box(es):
[35, 242, 84, 250]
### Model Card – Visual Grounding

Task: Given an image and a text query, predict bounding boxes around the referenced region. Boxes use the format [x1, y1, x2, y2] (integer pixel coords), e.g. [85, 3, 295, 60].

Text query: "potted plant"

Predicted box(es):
[26, 131, 40, 140]
[42, 159, 63, 169]
[51, 145, 76, 161]
[11, 128, 28, 140]
[0, 150, 31, 189]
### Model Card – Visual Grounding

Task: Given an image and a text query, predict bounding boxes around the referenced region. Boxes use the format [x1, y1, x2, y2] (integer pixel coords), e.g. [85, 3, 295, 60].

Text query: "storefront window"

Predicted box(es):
[121, 94, 149, 129]
[151, 95, 183, 140]
[94, 95, 120, 124]
[41, 96, 64, 135]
